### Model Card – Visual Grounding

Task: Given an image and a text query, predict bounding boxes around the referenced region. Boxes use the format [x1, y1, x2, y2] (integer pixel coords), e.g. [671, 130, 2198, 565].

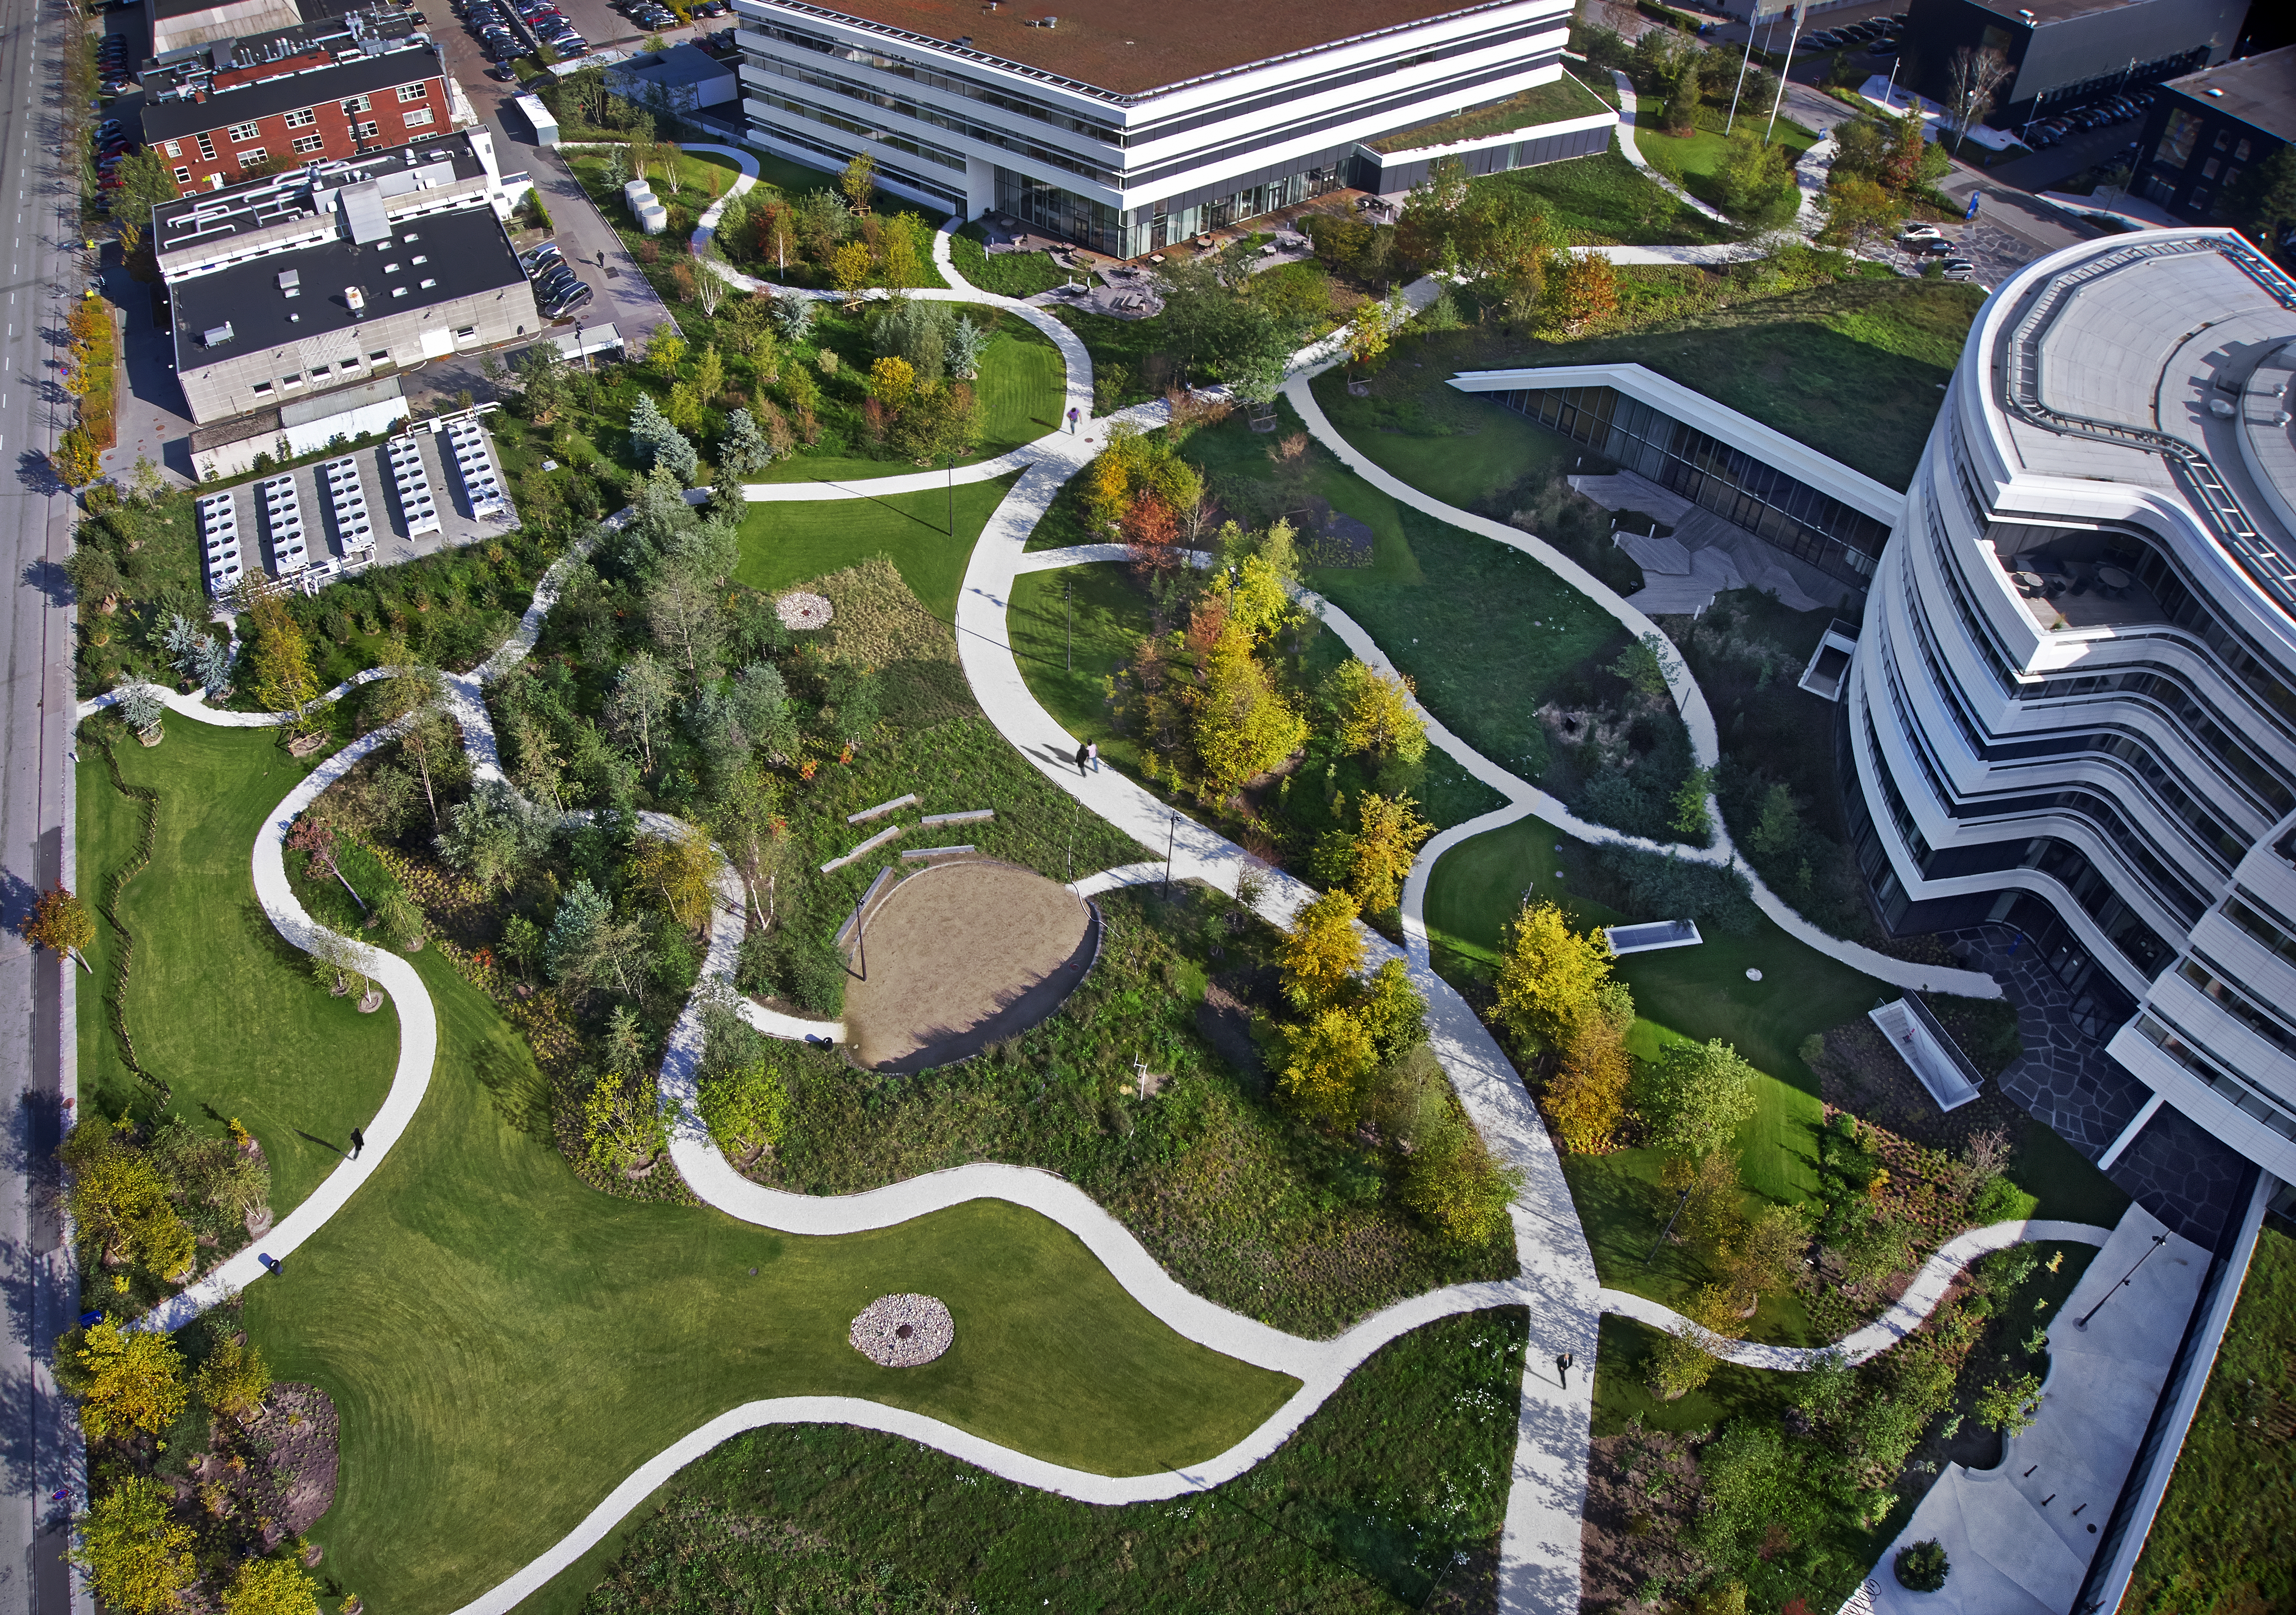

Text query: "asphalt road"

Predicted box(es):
[0, 0, 87, 1602]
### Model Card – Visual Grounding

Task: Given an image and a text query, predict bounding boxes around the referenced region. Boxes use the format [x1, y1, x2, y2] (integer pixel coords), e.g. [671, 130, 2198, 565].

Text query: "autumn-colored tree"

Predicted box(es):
[1353, 957, 1429, 1065]
[1225, 545, 1294, 644]
[868, 353, 916, 412]
[1403, 1103, 1522, 1243]
[1494, 899, 1614, 1053]
[243, 592, 320, 728]
[1549, 251, 1619, 335]
[221, 1559, 322, 1615]
[1718, 1202, 1811, 1312]
[1545, 1017, 1631, 1153]
[754, 200, 795, 273]
[1278, 1003, 1379, 1127]
[839, 151, 877, 212]
[1121, 494, 1181, 577]
[18, 882, 94, 971]
[194, 1334, 272, 1422]
[698, 1058, 790, 1158]
[880, 212, 927, 288]
[693, 342, 724, 403]
[1339, 791, 1433, 914]
[70, 1476, 196, 1615]
[1646, 1283, 1747, 1400]
[830, 241, 875, 305]
[52, 428, 101, 489]
[1189, 614, 1306, 799]
[1276, 887, 1364, 1012]
[60, 1125, 194, 1277]
[1974, 1370, 2043, 1435]
[625, 824, 718, 931]
[66, 1316, 188, 1440]
[647, 326, 686, 380]
[1323, 658, 1428, 764]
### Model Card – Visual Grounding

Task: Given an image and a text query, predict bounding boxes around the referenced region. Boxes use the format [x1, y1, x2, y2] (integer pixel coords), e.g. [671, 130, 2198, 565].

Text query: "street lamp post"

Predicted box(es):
[1765, 2, 1808, 148]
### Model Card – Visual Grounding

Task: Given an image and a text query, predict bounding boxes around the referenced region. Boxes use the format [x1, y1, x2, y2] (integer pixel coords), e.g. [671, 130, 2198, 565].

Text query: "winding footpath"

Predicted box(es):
[75, 190, 2039, 1613]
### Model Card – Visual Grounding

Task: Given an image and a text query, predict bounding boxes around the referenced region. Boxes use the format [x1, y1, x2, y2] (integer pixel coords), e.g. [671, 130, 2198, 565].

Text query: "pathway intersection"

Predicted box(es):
[79, 173, 2042, 1611]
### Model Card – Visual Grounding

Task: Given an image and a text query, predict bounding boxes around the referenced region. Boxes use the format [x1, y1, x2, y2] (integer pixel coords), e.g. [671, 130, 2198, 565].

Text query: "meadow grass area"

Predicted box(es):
[1305, 373, 1572, 515]
[733, 473, 1019, 621]
[2122, 1222, 2296, 1615]
[247, 948, 1298, 1612]
[1480, 139, 1739, 247]
[1314, 278, 1983, 491]
[75, 719, 398, 1217]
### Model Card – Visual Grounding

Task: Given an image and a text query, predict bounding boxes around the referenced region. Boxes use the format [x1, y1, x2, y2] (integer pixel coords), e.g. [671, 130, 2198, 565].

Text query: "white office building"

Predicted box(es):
[726, 0, 1613, 256]
[1847, 227, 2296, 1186]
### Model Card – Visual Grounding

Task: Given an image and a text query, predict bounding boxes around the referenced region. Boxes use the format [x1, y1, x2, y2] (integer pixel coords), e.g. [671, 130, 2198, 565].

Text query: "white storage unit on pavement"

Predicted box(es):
[443, 416, 510, 520]
[387, 434, 442, 537]
[321, 456, 377, 559]
[197, 490, 245, 596]
[258, 473, 309, 575]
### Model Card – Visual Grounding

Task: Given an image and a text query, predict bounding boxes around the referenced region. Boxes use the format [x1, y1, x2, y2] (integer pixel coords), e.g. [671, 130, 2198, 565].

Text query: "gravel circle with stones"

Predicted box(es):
[776, 590, 833, 631]
[848, 1293, 955, 1367]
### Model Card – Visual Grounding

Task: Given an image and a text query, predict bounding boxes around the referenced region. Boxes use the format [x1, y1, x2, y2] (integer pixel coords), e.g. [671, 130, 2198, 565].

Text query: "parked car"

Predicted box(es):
[1918, 237, 1955, 256]
[544, 284, 594, 320]
[535, 267, 581, 300]
[555, 37, 589, 53]
[523, 241, 563, 269]
[1898, 224, 1943, 244]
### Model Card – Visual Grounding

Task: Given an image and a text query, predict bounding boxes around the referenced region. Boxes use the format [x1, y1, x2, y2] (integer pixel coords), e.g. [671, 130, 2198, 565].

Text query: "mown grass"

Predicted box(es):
[247, 946, 1298, 1613]
[1306, 366, 1572, 514]
[75, 720, 399, 1217]
[951, 225, 1076, 298]
[544, 1308, 1530, 1615]
[732, 473, 1019, 621]
[2122, 1222, 2296, 1615]
[1634, 115, 1816, 220]
[1479, 138, 1739, 247]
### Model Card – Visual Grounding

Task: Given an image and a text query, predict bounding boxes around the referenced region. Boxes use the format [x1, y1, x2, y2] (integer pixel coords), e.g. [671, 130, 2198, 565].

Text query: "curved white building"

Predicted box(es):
[1848, 227, 2296, 1189]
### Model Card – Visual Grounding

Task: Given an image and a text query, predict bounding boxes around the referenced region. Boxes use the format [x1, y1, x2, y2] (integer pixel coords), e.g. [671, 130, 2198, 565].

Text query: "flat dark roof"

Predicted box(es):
[755, 0, 1518, 99]
[172, 201, 523, 363]
[144, 41, 443, 141]
[2166, 45, 2296, 144]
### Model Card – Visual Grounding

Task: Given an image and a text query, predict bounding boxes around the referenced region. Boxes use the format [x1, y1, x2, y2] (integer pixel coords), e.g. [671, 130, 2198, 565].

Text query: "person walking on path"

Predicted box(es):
[350, 1126, 366, 1160]
[1067, 406, 1080, 433]
[1556, 1351, 1573, 1387]
[1074, 741, 1090, 776]
[1086, 741, 1099, 774]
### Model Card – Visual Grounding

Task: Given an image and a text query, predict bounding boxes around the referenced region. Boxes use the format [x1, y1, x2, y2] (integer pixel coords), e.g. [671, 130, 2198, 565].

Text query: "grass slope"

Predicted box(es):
[1480, 138, 1739, 247]
[75, 720, 398, 1215]
[553, 1308, 1530, 1614]
[733, 473, 1020, 621]
[1302, 376, 1571, 514]
[2122, 1221, 2296, 1615]
[251, 949, 1296, 1611]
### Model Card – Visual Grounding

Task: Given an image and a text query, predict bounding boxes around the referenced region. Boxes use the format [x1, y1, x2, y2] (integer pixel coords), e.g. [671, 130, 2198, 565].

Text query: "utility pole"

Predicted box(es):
[1065, 579, 1073, 672]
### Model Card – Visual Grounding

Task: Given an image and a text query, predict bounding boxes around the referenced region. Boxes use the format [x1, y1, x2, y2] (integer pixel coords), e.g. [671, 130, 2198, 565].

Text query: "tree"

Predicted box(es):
[61, 1126, 194, 1277]
[245, 591, 320, 727]
[1818, 173, 1898, 252]
[194, 1334, 271, 1422]
[1323, 659, 1427, 764]
[1353, 957, 1429, 1065]
[1545, 1015, 1631, 1153]
[830, 240, 874, 305]
[436, 779, 553, 895]
[628, 390, 699, 482]
[70, 1476, 196, 1615]
[647, 326, 687, 380]
[1612, 632, 1676, 698]
[1693, 1421, 1830, 1566]
[718, 407, 774, 479]
[1403, 1102, 1522, 1243]
[2231, 146, 2296, 262]
[692, 342, 724, 403]
[1276, 887, 1364, 1012]
[67, 1316, 187, 1439]
[1944, 47, 2012, 155]
[1634, 1037, 1760, 1160]
[221, 1558, 323, 1615]
[839, 151, 877, 211]
[606, 649, 680, 771]
[52, 428, 101, 489]
[947, 313, 989, 379]
[881, 211, 929, 289]
[514, 340, 571, 423]
[1718, 1202, 1810, 1311]
[65, 545, 126, 613]
[1671, 764, 1713, 842]
[1715, 129, 1797, 223]
[1894, 1541, 1950, 1593]
[665, 379, 704, 435]
[1342, 792, 1433, 914]
[1663, 1148, 1747, 1250]
[17, 882, 93, 971]
[1974, 1370, 2042, 1434]
[110, 151, 179, 255]
[698, 1058, 790, 1157]
[1646, 1283, 1745, 1399]
[1548, 251, 1619, 335]
[1494, 899, 1613, 1053]
[646, 561, 726, 677]
[625, 823, 717, 931]
[1278, 1004, 1379, 1127]
[1189, 613, 1307, 798]
[869, 353, 916, 411]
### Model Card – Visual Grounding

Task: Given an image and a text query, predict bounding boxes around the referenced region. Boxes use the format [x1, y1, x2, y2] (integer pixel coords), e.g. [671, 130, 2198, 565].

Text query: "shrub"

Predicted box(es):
[1895, 1540, 1950, 1592]
[698, 1059, 792, 1158]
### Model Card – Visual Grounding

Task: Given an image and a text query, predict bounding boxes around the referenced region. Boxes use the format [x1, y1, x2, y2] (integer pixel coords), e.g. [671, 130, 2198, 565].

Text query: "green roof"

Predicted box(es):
[1368, 73, 1611, 156]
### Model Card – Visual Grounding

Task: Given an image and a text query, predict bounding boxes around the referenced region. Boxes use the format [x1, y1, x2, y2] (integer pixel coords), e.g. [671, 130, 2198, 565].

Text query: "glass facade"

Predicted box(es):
[1492, 384, 1890, 584]
[994, 162, 1345, 259]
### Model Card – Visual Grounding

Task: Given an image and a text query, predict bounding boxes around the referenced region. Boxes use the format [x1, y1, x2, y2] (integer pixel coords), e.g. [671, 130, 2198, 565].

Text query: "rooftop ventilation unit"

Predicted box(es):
[202, 321, 234, 346]
[278, 268, 301, 296]
[345, 285, 367, 314]
[338, 179, 391, 244]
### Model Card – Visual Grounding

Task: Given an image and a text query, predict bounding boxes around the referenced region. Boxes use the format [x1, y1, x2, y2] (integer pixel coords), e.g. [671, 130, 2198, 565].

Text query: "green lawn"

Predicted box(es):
[746, 317, 1064, 482]
[2122, 1223, 2296, 1615]
[249, 948, 1298, 1612]
[1479, 138, 1739, 247]
[1634, 118, 1816, 221]
[951, 227, 1075, 299]
[1371, 74, 1611, 153]
[75, 720, 399, 1217]
[734, 473, 1020, 621]
[1306, 369, 1571, 514]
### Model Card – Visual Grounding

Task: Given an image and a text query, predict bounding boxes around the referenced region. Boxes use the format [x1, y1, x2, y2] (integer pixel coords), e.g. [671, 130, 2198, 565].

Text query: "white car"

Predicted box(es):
[1899, 225, 1944, 245]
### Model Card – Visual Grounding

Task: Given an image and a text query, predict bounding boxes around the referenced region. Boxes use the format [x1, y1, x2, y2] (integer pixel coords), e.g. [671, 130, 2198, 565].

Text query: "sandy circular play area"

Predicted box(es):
[842, 860, 1095, 1073]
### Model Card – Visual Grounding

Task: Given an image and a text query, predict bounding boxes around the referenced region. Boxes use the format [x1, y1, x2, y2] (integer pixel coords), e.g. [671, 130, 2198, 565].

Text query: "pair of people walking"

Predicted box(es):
[1073, 740, 1099, 776]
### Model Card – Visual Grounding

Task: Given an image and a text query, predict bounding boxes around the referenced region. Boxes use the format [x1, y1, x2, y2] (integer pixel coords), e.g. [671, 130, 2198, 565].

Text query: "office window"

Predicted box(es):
[237, 148, 268, 168]
[2236, 138, 2253, 161]
[2158, 108, 2201, 167]
[280, 374, 303, 389]
[172, 167, 190, 185]
[161, 139, 180, 157]
[368, 349, 390, 362]
[284, 107, 317, 128]
[342, 93, 370, 114]
[355, 120, 379, 140]
[251, 381, 274, 396]
[2215, 128, 2233, 150]
[194, 133, 216, 160]
[227, 121, 261, 143]
[402, 108, 434, 128]
[396, 82, 428, 101]
[2190, 187, 2211, 212]
[292, 133, 325, 154]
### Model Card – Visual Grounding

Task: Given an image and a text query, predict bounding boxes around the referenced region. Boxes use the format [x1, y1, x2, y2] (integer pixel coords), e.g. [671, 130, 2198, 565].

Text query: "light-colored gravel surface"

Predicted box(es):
[849, 1293, 955, 1367]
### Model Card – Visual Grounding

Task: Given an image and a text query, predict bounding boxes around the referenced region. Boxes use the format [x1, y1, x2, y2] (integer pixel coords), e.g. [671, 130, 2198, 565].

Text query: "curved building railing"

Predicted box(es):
[1998, 232, 2296, 617]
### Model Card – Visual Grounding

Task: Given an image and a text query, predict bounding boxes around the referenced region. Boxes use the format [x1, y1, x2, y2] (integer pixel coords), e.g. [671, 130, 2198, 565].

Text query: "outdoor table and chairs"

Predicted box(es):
[2096, 563, 2133, 596]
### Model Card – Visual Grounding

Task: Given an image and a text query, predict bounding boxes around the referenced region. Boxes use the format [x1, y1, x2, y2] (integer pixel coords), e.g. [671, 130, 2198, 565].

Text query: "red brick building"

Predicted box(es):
[142, 38, 458, 194]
